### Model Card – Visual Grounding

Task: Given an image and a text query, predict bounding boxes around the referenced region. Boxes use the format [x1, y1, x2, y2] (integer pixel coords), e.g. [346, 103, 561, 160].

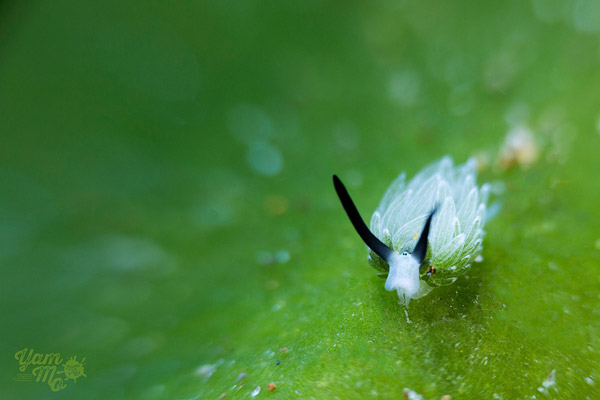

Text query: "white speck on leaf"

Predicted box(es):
[196, 364, 216, 378]
[537, 369, 556, 393]
[584, 376, 595, 386]
[402, 388, 423, 400]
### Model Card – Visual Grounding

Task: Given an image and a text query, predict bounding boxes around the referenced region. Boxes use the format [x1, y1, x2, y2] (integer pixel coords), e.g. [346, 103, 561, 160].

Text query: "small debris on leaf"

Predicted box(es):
[542, 369, 556, 389]
[236, 372, 247, 382]
[265, 195, 288, 216]
[196, 364, 216, 378]
[497, 126, 539, 170]
[403, 388, 423, 400]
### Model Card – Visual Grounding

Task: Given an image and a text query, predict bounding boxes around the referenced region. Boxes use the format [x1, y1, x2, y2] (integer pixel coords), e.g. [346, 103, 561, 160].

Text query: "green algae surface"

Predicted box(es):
[1, 1, 599, 399]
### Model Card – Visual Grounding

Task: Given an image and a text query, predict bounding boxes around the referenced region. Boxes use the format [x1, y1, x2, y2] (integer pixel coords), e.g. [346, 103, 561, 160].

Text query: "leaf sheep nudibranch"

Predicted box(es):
[333, 156, 490, 305]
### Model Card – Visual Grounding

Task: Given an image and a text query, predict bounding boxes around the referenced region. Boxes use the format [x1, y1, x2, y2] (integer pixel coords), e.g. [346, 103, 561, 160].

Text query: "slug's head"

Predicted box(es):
[384, 251, 420, 300]
[333, 174, 437, 304]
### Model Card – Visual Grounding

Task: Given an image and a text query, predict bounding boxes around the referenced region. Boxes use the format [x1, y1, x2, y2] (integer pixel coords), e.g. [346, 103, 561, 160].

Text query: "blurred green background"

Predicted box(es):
[1, 0, 600, 399]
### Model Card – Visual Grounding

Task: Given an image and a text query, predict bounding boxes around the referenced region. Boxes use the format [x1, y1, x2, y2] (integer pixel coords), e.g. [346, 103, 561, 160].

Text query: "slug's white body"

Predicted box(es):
[368, 156, 489, 304]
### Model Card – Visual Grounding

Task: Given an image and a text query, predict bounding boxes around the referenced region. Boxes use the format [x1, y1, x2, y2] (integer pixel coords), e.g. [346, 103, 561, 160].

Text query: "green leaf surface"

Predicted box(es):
[1, 0, 599, 399]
